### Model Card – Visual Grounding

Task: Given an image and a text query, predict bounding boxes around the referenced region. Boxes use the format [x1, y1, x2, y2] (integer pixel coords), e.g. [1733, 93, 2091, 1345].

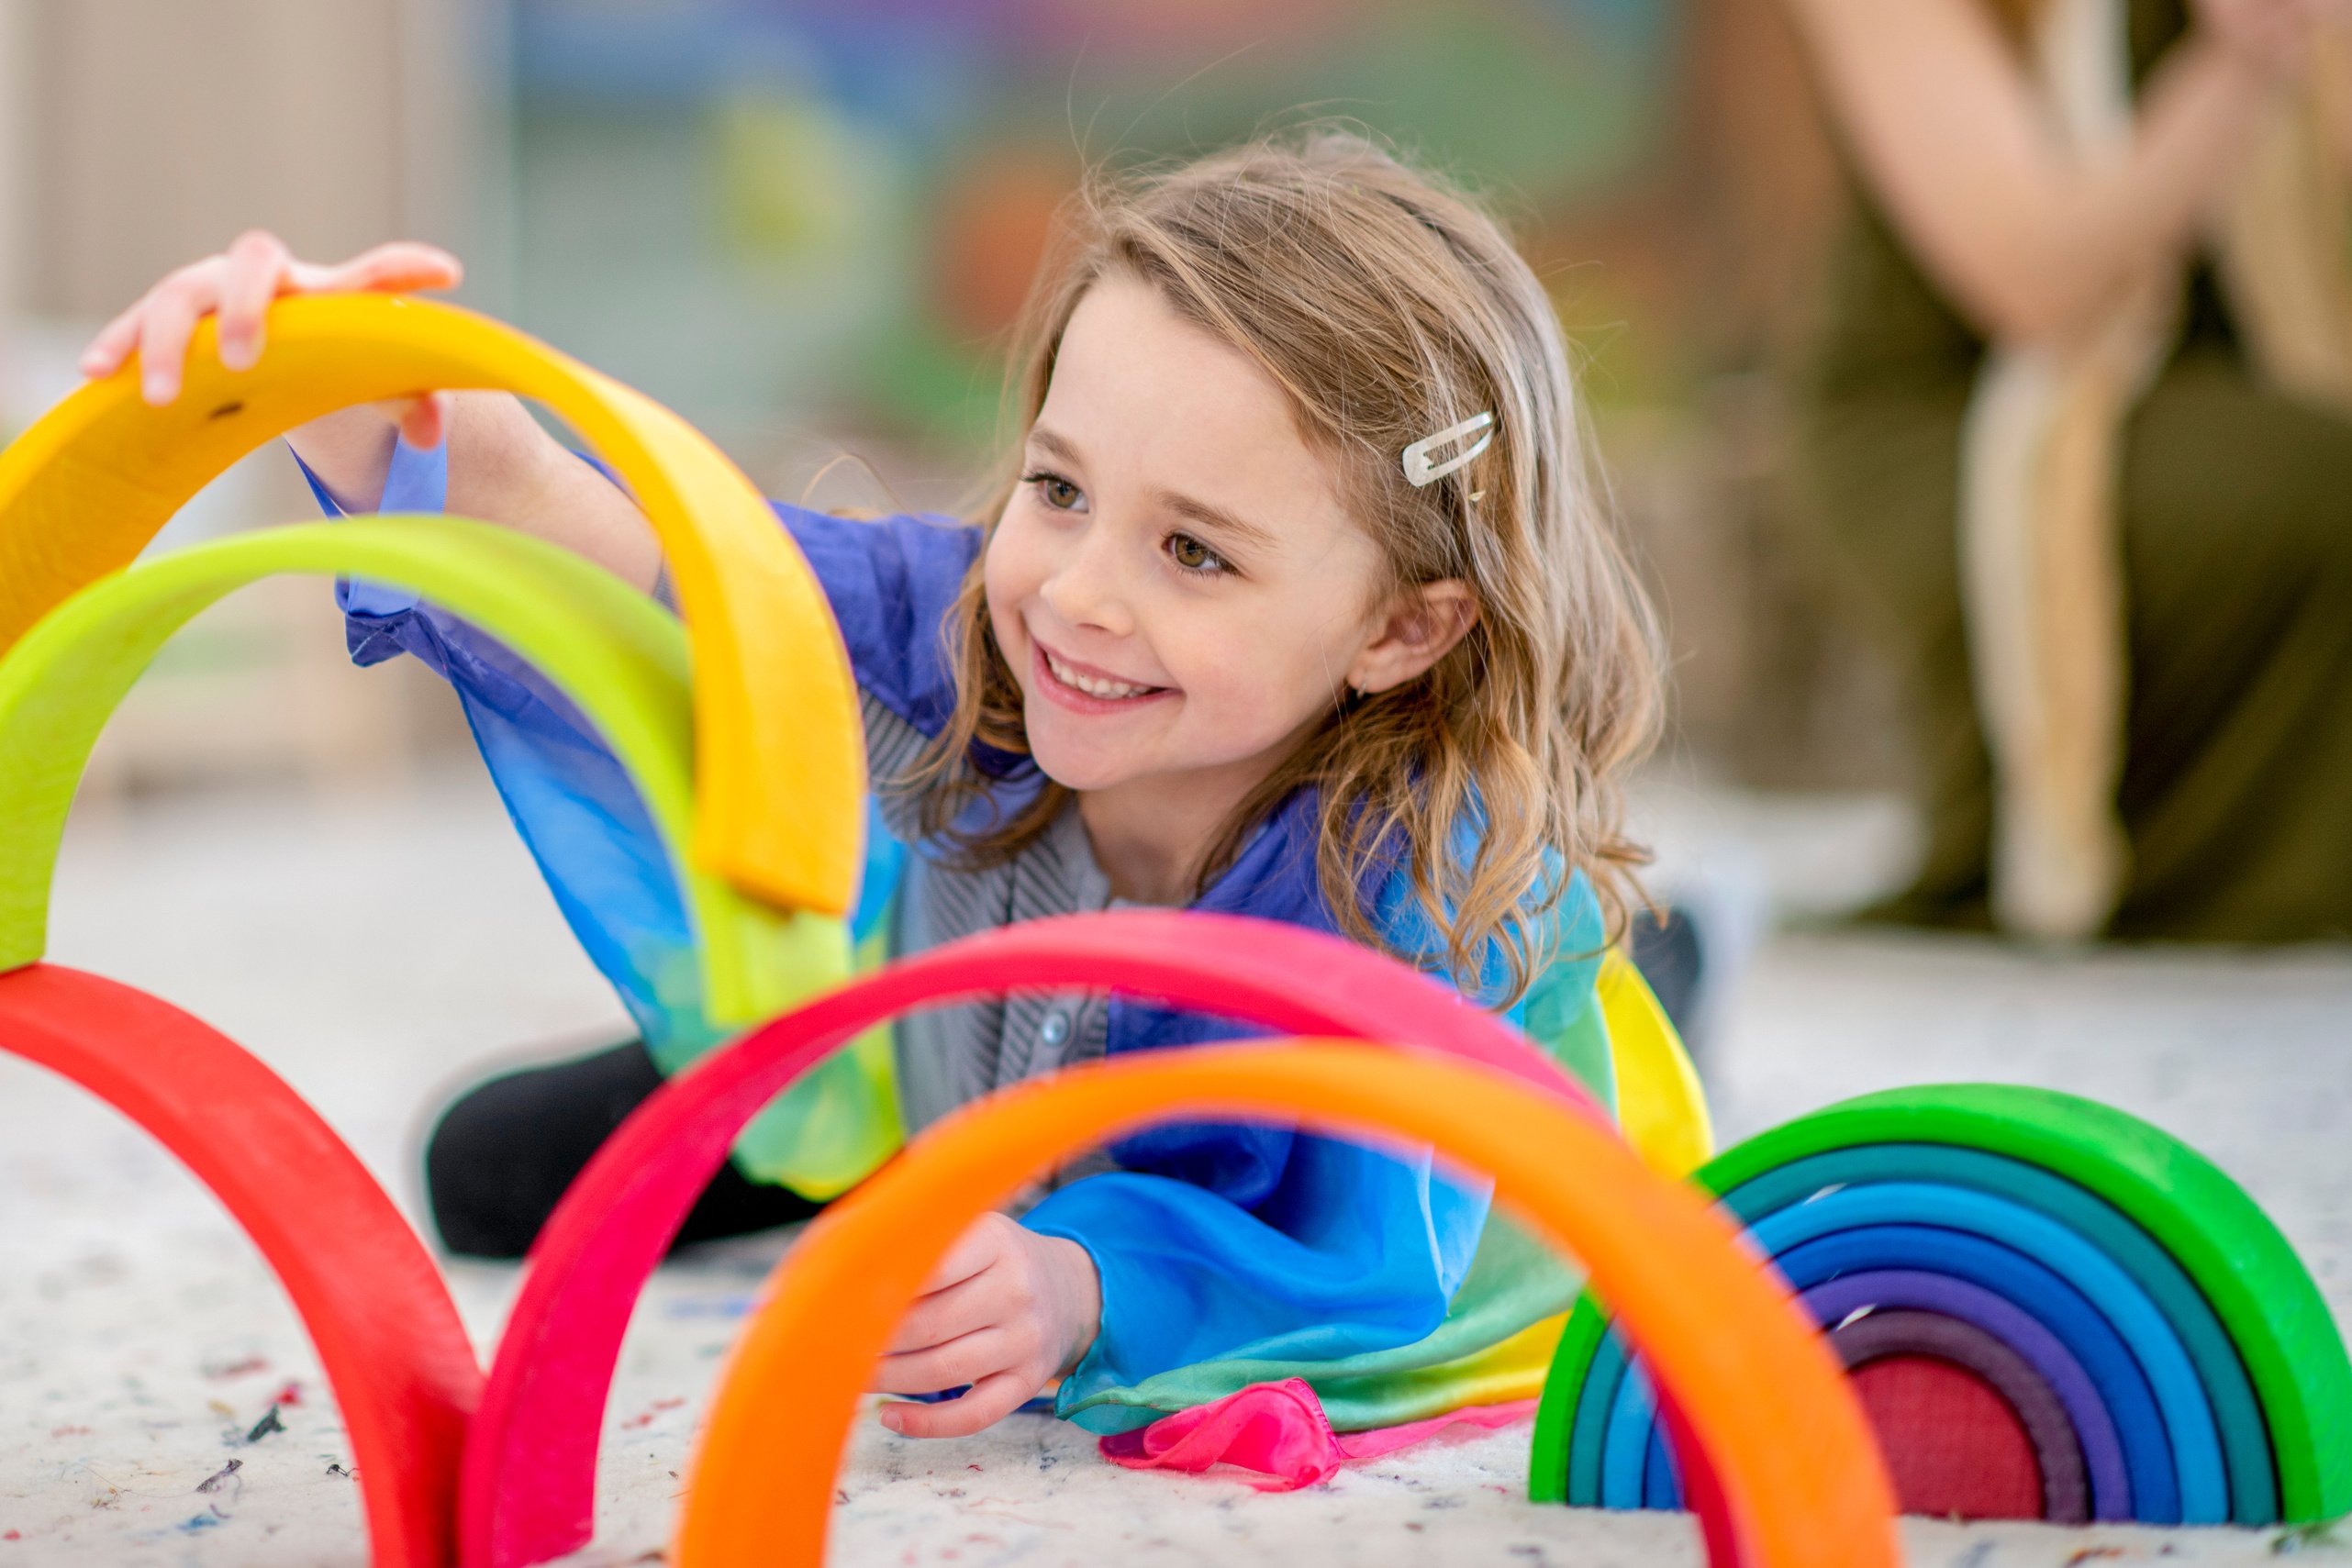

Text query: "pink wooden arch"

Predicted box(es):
[463, 910, 1624, 1567]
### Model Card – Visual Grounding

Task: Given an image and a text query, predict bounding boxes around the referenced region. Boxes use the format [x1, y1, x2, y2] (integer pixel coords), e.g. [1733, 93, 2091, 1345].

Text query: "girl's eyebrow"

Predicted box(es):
[1154, 487, 1274, 551]
[1029, 422, 1275, 550]
[1027, 425, 1087, 468]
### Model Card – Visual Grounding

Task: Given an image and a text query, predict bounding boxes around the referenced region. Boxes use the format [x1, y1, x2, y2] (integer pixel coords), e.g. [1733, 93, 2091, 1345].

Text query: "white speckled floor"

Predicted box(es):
[3, 766, 2347, 1565]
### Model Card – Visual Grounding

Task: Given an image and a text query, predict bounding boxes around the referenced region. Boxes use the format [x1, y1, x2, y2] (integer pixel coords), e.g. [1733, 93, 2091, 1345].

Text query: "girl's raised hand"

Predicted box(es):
[872, 1212, 1102, 1439]
[78, 232, 463, 449]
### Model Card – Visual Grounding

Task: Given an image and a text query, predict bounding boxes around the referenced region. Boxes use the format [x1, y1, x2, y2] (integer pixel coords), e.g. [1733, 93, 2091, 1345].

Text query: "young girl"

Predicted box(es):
[89, 131, 1662, 1446]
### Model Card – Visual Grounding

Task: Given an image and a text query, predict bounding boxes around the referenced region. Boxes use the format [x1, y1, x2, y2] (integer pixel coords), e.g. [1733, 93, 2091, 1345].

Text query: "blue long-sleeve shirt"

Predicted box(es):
[313, 437, 1612, 1431]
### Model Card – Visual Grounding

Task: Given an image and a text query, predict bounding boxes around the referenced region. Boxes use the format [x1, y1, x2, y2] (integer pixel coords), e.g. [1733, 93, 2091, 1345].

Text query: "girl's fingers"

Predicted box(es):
[878, 1370, 1037, 1440]
[313, 239, 464, 295]
[917, 1216, 1009, 1298]
[871, 1327, 1013, 1396]
[134, 268, 220, 406]
[84, 236, 462, 390]
[882, 1266, 1002, 1356]
[216, 231, 292, 373]
[81, 295, 153, 378]
[395, 392, 451, 451]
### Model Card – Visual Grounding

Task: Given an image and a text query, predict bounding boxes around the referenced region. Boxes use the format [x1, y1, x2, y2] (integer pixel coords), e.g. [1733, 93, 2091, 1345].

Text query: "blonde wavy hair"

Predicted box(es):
[905, 128, 1663, 1005]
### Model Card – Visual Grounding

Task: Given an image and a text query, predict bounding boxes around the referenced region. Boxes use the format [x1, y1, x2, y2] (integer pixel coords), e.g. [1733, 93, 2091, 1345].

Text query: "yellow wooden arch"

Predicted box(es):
[1600, 947, 1714, 1178]
[0, 295, 863, 917]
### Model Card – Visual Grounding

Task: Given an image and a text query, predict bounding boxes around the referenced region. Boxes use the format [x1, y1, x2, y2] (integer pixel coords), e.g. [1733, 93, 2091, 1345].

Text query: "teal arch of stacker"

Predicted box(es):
[1528, 1084, 2352, 1526]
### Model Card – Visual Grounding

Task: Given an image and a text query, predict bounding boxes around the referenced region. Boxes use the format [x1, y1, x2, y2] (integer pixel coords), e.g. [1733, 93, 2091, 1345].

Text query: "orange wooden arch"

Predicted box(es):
[679, 1041, 1900, 1567]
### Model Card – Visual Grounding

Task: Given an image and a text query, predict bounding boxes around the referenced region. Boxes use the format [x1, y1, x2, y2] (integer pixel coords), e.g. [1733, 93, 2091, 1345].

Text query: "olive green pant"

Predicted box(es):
[1804, 349, 2352, 941]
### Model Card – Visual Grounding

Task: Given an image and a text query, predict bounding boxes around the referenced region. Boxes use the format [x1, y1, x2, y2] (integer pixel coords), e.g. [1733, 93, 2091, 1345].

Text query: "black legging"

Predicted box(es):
[424, 916, 1707, 1261]
[422, 1039, 821, 1259]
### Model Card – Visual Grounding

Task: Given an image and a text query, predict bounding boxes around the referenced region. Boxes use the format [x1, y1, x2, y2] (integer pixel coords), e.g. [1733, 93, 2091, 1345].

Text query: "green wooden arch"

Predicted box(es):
[0, 296, 866, 918]
[1531, 1084, 2352, 1522]
[0, 517, 846, 1024]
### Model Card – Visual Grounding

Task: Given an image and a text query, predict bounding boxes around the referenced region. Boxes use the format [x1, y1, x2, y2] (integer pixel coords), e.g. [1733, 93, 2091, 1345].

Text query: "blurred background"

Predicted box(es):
[0, 0, 1907, 893]
[5, 16, 2350, 1561]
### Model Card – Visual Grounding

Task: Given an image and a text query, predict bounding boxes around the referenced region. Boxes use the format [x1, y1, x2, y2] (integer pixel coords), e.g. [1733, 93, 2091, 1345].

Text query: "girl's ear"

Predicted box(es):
[1347, 579, 1478, 695]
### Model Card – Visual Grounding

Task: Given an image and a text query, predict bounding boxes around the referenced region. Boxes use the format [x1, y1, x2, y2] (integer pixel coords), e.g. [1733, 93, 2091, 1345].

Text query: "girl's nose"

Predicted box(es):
[1038, 522, 1135, 637]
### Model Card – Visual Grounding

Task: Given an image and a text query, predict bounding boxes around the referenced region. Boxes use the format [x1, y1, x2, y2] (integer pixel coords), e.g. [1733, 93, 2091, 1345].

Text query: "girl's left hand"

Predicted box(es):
[873, 1212, 1102, 1438]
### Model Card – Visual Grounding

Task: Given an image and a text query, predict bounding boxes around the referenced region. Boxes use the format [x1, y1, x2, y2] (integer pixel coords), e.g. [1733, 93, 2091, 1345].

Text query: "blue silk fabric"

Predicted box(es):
[307, 438, 1615, 1432]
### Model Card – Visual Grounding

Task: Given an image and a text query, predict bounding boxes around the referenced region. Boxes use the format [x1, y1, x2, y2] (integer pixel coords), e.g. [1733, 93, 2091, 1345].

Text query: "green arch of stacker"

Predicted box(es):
[1529, 1084, 2352, 1523]
[0, 516, 846, 1023]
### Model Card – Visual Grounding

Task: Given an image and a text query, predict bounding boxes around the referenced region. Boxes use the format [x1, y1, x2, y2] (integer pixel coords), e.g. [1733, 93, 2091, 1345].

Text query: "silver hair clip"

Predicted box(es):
[1400, 411, 1495, 488]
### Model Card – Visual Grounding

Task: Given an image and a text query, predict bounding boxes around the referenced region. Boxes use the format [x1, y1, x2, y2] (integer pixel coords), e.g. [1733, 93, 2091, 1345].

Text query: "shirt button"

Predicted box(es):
[1040, 1009, 1071, 1048]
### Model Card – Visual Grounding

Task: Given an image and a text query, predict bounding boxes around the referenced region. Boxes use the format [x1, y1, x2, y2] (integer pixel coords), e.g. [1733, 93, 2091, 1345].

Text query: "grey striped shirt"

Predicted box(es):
[661, 558, 1122, 1159]
[862, 694, 1123, 1188]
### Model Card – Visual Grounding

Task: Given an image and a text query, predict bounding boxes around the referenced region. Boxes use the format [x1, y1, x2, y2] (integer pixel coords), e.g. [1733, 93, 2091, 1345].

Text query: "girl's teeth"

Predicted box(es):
[1047, 651, 1151, 699]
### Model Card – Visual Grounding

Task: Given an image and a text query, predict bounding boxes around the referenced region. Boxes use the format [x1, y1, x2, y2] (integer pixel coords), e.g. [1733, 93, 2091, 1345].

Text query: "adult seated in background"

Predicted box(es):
[1786, 0, 2352, 941]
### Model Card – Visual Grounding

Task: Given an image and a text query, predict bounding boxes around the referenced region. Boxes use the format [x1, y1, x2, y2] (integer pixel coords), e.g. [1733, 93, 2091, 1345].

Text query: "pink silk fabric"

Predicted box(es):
[1098, 1377, 1538, 1492]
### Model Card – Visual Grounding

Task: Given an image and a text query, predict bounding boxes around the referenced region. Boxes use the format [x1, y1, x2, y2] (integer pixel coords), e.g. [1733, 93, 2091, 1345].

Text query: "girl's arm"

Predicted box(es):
[1019, 1144, 1491, 1425]
[866, 1123, 1493, 1440]
[1783, 0, 2322, 342]
[297, 392, 663, 594]
[80, 231, 663, 592]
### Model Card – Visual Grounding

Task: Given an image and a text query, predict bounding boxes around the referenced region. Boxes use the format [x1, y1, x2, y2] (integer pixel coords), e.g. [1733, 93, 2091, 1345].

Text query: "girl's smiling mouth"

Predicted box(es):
[1030, 636, 1174, 712]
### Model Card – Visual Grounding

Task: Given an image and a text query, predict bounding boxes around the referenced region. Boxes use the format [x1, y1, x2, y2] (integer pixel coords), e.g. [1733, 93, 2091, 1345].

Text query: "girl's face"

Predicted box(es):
[985, 274, 1468, 808]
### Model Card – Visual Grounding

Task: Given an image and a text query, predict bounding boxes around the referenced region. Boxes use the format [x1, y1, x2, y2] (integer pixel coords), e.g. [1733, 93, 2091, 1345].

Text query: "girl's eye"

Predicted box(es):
[1166, 530, 1231, 575]
[1023, 470, 1085, 512]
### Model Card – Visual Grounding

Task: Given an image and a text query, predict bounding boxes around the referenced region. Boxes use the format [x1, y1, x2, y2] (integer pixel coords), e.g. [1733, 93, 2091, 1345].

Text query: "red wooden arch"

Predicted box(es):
[0, 964, 480, 1568]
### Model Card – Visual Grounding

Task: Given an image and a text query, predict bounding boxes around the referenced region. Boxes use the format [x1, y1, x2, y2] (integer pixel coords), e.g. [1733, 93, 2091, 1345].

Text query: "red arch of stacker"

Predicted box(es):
[0, 964, 480, 1568]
